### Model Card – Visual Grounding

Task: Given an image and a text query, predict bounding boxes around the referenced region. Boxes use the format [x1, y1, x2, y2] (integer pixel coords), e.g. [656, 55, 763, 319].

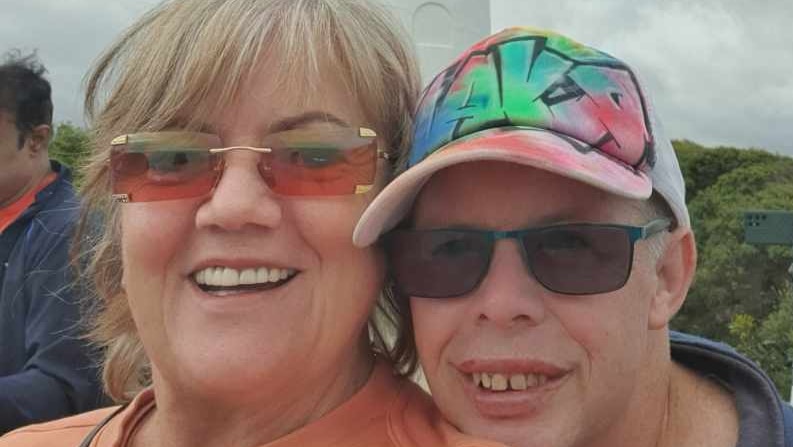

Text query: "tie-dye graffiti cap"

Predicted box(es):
[353, 27, 689, 247]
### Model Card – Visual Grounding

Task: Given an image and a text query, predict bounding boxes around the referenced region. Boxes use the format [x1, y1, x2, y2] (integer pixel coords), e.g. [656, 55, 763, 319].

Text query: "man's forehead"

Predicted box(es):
[410, 161, 642, 228]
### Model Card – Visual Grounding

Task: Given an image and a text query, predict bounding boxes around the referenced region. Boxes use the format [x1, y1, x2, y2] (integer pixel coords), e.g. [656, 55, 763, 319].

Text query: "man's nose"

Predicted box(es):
[468, 239, 548, 328]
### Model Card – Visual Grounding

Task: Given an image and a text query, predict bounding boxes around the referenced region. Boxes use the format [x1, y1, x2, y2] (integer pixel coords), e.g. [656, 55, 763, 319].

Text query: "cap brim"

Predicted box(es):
[353, 127, 652, 247]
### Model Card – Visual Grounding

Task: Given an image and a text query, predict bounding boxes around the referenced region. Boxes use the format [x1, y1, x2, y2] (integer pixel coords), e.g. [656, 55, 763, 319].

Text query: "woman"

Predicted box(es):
[0, 1, 499, 446]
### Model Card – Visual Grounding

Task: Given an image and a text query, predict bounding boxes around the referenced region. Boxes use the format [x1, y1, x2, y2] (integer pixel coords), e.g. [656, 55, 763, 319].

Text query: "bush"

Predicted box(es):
[49, 122, 91, 187]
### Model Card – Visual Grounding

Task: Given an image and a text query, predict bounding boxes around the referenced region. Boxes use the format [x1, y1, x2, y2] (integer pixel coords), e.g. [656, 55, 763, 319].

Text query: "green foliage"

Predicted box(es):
[728, 287, 793, 396]
[674, 139, 779, 202]
[728, 313, 757, 344]
[672, 139, 793, 396]
[49, 122, 91, 187]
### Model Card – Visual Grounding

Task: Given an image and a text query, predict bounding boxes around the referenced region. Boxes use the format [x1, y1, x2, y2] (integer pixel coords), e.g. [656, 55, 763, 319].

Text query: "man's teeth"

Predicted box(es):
[473, 372, 549, 391]
[194, 267, 295, 287]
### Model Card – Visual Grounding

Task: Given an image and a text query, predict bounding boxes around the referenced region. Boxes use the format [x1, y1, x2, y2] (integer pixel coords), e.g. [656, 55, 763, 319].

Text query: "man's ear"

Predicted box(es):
[648, 227, 697, 330]
[25, 124, 51, 155]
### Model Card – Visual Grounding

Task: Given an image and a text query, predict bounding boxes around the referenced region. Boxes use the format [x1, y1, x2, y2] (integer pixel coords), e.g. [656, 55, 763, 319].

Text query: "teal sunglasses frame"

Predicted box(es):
[384, 218, 672, 298]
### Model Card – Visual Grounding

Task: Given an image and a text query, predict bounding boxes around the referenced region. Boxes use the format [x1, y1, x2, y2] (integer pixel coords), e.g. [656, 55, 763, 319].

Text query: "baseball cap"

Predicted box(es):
[353, 27, 689, 247]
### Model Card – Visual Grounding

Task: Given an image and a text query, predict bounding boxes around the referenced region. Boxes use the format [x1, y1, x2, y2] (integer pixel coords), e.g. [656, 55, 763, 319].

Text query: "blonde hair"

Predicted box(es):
[77, 0, 420, 402]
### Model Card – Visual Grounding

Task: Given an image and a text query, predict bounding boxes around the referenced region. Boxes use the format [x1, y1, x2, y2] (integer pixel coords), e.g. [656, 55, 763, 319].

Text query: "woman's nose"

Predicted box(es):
[194, 150, 283, 231]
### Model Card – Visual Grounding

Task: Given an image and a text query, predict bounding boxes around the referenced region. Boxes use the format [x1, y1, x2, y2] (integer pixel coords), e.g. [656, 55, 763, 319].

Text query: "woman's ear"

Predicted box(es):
[648, 227, 697, 330]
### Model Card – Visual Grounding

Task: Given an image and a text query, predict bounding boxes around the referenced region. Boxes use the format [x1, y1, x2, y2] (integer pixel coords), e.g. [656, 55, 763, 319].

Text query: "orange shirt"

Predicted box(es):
[0, 172, 57, 234]
[0, 361, 505, 447]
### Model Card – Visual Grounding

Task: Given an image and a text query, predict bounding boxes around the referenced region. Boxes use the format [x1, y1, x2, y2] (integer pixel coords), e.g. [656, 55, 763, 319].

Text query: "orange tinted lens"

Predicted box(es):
[263, 128, 378, 196]
[110, 132, 222, 202]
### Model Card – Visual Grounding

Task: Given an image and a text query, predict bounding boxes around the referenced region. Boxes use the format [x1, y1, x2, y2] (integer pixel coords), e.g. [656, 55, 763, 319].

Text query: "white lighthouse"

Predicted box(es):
[382, 1, 492, 86]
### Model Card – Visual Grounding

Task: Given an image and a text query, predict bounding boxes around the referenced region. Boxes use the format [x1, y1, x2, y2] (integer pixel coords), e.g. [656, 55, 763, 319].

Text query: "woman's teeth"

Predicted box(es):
[473, 372, 549, 391]
[194, 266, 296, 287]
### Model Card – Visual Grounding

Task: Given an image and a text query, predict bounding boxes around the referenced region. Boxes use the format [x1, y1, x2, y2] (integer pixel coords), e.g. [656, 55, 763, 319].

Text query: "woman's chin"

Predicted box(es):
[165, 362, 289, 401]
[152, 343, 294, 397]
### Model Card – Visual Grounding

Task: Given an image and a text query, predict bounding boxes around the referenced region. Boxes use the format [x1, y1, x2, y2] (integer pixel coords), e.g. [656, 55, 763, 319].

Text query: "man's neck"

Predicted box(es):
[587, 337, 738, 447]
[0, 160, 52, 209]
[601, 351, 674, 447]
[655, 362, 739, 447]
[603, 359, 738, 447]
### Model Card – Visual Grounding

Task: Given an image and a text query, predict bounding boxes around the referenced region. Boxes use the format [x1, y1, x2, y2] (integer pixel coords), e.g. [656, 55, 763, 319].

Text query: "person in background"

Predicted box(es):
[0, 2, 503, 447]
[0, 51, 105, 434]
[354, 27, 793, 447]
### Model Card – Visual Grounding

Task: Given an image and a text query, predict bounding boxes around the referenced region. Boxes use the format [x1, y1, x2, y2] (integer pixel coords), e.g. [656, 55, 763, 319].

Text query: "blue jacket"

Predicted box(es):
[671, 331, 793, 446]
[0, 162, 104, 434]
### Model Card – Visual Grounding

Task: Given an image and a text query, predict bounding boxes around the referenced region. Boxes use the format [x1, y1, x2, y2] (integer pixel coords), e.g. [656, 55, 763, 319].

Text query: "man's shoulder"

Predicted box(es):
[0, 170, 76, 249]
[669, 331, 751, 373]
[671, 331, 793, 447]
[16, 171, 79, 252]
[670, 330, 736, 352]
[783, 400, 793, 447]
[32, 173, 79, 221]
[0, 407, 118, 447]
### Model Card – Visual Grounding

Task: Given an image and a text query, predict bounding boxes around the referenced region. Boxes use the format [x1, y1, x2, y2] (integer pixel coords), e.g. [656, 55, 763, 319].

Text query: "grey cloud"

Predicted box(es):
[491, 0, 793, 155]
[0, 0, 158, 126]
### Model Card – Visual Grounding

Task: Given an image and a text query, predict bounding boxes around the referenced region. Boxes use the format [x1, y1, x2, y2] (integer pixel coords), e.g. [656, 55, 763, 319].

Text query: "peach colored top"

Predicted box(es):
[0, 361, 504, 447]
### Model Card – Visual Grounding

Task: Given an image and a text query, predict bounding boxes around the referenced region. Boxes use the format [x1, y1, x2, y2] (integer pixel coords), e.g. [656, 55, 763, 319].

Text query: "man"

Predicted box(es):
[0, 51, 104, 433]
[354, 28, 793, 447]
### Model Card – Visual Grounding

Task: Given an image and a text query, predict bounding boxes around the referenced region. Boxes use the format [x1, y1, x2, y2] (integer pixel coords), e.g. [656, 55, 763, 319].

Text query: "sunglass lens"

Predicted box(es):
[386, 230, 491, 298]
[525, 225, 632, 294]
[263, 128, 377, 196]
[110, 132, 221, 202]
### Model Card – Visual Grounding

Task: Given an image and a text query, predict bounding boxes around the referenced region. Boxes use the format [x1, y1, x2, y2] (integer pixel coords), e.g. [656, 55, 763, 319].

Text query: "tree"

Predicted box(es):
[49, 122, 91, 187]
[729, 285, 793, 397]
[672, 140, 793, 395]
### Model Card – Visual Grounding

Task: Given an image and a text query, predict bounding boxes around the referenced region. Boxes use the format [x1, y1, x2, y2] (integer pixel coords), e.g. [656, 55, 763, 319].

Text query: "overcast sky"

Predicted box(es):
[1, 0, 791, 155]
[491, 0, 793, 156]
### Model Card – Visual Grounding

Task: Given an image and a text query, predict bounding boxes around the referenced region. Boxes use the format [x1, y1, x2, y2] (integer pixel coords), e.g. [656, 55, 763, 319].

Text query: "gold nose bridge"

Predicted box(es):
[208, 146, 272, 154]
[207, 146, 274, 181]
[208, 146, 273, 173]
[204, 146, 271, 199]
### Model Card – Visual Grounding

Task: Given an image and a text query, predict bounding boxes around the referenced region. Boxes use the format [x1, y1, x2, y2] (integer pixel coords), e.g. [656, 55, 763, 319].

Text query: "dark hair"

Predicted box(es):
[0, 50, 53, 148]
[379, 282, 419, 375]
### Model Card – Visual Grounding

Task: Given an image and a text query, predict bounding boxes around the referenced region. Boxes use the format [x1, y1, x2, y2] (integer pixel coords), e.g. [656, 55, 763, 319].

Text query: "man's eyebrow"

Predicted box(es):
[270, 111, 350, 132]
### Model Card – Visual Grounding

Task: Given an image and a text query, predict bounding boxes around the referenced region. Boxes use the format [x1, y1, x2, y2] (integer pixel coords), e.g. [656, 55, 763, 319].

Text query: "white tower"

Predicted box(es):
[383, 1, 492, 86]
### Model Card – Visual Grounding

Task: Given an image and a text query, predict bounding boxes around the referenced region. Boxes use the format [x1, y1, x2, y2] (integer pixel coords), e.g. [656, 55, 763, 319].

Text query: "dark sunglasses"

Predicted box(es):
[108, 127, 386, 203]
[384, 219, 671, 298]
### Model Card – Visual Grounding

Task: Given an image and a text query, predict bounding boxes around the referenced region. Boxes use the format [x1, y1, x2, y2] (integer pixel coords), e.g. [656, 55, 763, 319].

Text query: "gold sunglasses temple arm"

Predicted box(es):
[358, 127, 388, 161]
[359, 127, 377, 138]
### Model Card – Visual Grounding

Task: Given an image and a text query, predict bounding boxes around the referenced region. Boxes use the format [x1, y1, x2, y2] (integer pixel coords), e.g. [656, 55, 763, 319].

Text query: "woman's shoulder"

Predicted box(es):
[0, 406, 121, 447]
[388, 377, 507, 447]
